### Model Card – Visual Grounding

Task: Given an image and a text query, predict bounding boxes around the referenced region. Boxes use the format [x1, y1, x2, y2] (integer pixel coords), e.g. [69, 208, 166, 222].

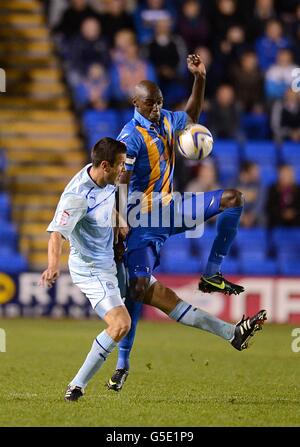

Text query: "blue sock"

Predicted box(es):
[116, 298, 143, 370]
[205, 206, 243, 277]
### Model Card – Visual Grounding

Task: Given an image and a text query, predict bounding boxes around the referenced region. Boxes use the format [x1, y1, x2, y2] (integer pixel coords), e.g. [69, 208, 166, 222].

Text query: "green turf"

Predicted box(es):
[0, 318, 299, 427]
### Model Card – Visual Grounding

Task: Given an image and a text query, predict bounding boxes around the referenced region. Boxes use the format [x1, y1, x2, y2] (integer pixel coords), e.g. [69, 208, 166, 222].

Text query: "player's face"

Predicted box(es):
[135, 91, 163, 124]
[107, 153, 126, 185]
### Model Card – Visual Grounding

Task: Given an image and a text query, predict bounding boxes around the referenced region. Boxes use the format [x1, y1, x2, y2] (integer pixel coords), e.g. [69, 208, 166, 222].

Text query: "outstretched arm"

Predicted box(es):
[184, 54, 206, 124]
[39, 231, 64, 287]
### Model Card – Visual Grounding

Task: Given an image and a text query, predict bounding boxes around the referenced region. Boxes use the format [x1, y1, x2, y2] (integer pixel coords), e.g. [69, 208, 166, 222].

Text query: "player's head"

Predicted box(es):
[132, 80, 163, 124]
[91, 137, 126, 185]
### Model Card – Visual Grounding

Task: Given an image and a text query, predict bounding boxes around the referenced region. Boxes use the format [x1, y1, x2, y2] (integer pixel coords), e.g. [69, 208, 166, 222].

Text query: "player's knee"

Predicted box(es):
[110, 314, 131, 340]
[129, 277, 150, 302]
[221, 189, 244, 209]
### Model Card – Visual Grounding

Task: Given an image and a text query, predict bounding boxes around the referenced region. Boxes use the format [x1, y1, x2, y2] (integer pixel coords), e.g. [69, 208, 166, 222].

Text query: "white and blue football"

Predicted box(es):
[176, 124, 213, 160]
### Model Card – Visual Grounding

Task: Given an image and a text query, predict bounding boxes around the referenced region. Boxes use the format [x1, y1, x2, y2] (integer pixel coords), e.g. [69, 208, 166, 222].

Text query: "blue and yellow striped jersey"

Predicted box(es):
[118, 108, 188, 211]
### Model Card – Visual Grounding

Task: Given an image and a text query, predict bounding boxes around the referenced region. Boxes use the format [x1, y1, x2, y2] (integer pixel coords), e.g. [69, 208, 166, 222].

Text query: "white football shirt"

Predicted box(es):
[47, 164, 117, 279]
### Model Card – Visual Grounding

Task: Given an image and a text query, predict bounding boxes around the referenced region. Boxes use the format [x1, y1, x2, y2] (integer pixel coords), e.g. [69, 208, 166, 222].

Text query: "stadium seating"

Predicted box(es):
[120, 108, 135, 128]
[243, 141, 278, 166]
[271, 227, 300, 251]
[160, 233, 200, 273]
[0, 192, 10, 220]
[241, 112, 269, 140]
[82, 109, 120, 148]
[259, 165, 278, 185]
[0, 247, 28, 275]
[240, 258, 277, 275]
[0, 220, 18, 250]
[0, 0, 86, 271]
[220, 256, 240, 275]
[281, 142, 300, 167]
[161, 255, 200, 274]
[235, 228, 268, 255]
[277, 251, 300, 276]
[211, 140, 240, 186]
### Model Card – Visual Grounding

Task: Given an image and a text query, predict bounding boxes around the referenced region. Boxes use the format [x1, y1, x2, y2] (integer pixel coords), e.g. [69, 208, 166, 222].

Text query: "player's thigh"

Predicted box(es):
[203, 189, 224, 220]
[75, 273, 125, 319]
[172, 190, 224, 235]
[126, 245, 158, 280]
[126, 245, 159, 300]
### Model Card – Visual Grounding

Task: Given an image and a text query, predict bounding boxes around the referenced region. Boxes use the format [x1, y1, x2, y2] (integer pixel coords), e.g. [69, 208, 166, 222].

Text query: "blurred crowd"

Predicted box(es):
[47, 0, 300, 137]
[44, 0, 300, 228]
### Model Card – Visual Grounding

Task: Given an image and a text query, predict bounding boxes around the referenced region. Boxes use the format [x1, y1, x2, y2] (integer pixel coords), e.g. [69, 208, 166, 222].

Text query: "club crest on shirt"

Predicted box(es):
[106, 281, 115, 290]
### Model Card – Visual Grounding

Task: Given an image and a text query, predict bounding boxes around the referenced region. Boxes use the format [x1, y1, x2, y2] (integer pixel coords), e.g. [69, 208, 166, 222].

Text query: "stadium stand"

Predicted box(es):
[0, 0, 87, 272]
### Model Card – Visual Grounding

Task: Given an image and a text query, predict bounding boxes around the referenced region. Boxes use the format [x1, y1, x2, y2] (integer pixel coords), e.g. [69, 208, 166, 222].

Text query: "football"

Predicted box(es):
[176, 124, 213, 160]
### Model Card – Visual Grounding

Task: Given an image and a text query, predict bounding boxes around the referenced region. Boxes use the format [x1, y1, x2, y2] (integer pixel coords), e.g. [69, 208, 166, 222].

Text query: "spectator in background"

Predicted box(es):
[245, 0, 277, 42]
[231, 50, 268, 138]
[111, 28, 136, 57]
[210, 0, 242, 44]
[147, 16, 187, 106]
[231, 51, 264, 111]
[177, 0, 211, 52]
[237, 161, 265, 227]
[207, 84, 241, 139]
[275, 0, 300, 18]
[255, 19, 290, 71]
[186, 158, 221, 193]
[134, 0, 175, 44]
[186, 158, 221, 225]
[110, 31, 157, 107]
[192, 46, 222, 101]
[290, 3, 300, 64]
[265, 49, 297, 101]
[54, 0, 100, 39]
[73, 63, 111, 111]
[271, 88, 300, 142]
[216, 25, 248, 81]
[99, 0, 135, 45]
[67, 17, 110, 76]
[266, 164, 300, 227]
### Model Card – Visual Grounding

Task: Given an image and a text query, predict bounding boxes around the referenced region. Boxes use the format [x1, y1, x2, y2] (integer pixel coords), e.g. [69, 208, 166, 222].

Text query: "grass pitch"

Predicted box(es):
[0, 318, 299, 427]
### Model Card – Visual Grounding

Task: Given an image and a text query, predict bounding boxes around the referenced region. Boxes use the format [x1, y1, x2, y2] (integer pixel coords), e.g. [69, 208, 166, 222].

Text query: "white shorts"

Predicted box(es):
[73, 272, 124, 319]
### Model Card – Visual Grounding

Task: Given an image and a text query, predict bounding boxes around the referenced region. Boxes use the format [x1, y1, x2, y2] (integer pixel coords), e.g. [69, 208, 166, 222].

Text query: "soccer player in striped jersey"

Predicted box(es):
[107, 54, 266, 391]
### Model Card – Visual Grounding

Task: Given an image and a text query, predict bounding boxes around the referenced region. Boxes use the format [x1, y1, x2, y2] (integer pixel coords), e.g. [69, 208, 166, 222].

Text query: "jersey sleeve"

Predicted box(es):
[47, 193, 87, 240]
[117, 130, 141, 172]
[170, 111, 189, 132]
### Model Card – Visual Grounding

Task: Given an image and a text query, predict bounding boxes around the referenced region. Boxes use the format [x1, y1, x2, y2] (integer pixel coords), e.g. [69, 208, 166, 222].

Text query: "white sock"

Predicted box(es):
[169, 300, 235, 340]
[70, 330, 117, 388]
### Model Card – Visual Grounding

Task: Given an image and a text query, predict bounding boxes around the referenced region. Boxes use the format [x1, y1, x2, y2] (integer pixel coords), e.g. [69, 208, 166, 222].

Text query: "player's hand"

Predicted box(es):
[187, 54, 206, 78]
[39, 268, 60, 288]
[118, 225, 129, 241]
[114, 240, 125, 263]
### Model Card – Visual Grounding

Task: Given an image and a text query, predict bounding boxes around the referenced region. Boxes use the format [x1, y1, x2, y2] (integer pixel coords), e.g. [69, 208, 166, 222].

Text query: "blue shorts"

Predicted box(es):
[126, 190, 223, 279]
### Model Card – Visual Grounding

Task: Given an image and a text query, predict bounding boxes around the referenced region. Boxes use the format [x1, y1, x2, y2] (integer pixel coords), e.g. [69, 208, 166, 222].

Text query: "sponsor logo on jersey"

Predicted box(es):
[58, 210, 70, 226]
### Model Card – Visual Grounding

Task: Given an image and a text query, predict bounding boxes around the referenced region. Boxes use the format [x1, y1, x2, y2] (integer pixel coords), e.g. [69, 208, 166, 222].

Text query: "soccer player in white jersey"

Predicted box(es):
[39, 137, 130, 402]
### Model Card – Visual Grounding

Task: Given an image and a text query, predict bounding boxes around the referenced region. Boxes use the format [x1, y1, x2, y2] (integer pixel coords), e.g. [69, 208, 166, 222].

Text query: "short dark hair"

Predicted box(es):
[91, 137, 126, 167]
